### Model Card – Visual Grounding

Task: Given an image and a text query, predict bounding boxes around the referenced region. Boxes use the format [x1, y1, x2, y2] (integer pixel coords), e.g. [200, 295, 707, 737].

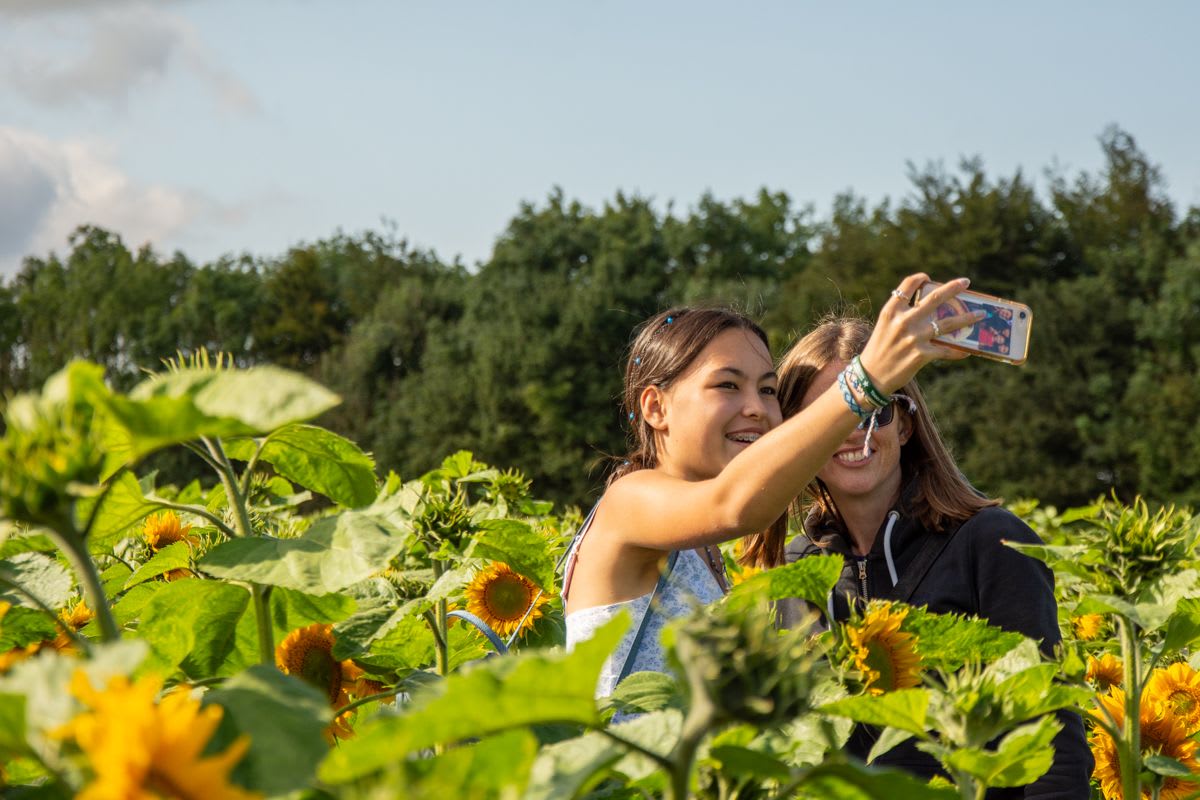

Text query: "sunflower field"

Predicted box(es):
[1, 360, 1200, 799]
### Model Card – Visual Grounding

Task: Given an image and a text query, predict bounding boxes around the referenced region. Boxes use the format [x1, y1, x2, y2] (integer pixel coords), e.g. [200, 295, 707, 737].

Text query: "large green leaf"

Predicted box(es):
[0, 552, 73, 611]
[206, 665, 331, 796]
[199, 507, 408, 594]
[75, 471, 155, 551]
[134, 578, 250, 678]
[939, 716, 1061, 787]
[468, 519, 556, 592]
[820, 689, 930, 737]
[708, 744, 792, 781]
[123, 541, 192, 589]
[725, 554, 843, 610]
[0, 693, 27, 757]
[0, 605, 57, 651]
[797, 760, 959, 799]
[224, 424, 377, 509]
[398, 728, 539, 800]
[903, 608, 1025, 673]
[319, 614, 628, 783]
[1161, 598, 1200, 653]
[525, 710, 681, 800]
[606, 670, 681, 716]
[1135, 569, 1200, 632]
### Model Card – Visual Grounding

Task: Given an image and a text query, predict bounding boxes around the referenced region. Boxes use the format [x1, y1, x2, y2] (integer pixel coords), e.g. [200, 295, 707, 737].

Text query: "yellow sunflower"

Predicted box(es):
[464, 562, 551, 639]
[845, 601, 922, 695]
[51, 599, 94, 654]
[58, 670, 259, 800]
[1146, 662, 1200, 733]
[275, 623, 383, 741]
[1091, 686, 1200, 800]
[1086, 654, 1125, 692]
[1071, 613, 1105, 641]
[142, 511, 197, 552]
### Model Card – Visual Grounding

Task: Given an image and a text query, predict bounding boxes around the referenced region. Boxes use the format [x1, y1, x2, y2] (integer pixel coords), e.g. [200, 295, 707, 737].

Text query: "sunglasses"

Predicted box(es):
[856, 394, 913, 431]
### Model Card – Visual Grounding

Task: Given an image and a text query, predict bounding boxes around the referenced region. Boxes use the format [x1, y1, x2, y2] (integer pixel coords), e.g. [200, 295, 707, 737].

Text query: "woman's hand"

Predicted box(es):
[858, 274, 982, 393]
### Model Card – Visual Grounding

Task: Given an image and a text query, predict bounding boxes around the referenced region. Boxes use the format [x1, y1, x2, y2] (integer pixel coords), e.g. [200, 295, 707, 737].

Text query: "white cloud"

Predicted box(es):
[0, 127, 213, 277]
[0, 3, 256, 114]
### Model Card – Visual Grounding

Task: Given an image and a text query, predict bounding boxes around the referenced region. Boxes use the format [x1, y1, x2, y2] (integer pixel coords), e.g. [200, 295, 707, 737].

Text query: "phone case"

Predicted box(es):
[917, 283, 1033, 366]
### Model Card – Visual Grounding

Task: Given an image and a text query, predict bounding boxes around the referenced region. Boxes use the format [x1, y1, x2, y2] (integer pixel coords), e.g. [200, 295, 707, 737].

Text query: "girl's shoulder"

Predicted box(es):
[956, 505, 1042, 547]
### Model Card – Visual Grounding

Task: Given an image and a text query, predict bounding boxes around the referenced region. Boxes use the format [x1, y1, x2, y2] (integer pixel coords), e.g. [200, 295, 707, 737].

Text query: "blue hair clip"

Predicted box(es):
[634, 356, 641, 365]
[666, 316, 674, 324]
[628, 411, 635, 420]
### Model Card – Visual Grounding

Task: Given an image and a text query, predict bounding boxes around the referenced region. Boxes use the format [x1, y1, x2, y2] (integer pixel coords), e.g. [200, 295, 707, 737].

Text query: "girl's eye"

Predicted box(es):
[761, 386, 777, 396]
[717, 381, 738, 390]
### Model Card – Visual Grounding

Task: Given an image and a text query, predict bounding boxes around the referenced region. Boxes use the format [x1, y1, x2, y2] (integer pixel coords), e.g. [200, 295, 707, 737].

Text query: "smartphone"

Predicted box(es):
[914, 282, 1033, 365]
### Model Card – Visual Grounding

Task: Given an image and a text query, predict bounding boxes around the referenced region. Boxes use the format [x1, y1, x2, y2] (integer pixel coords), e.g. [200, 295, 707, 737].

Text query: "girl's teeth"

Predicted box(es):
[837, 450, 870, 464]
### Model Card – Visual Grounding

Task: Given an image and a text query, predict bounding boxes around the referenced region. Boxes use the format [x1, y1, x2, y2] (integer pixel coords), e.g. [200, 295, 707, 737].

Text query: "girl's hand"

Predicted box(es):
[858, 274, 982, 393]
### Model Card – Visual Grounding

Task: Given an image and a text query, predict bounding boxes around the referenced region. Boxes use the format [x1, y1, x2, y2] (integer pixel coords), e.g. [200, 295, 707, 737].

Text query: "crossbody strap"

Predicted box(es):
[886, 522, 963, 603]
[615, 550, 679, 685]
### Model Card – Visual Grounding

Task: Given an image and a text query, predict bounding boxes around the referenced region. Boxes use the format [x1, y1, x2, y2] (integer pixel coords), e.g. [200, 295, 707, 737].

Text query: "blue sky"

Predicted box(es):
[1, 1, 1197, 277]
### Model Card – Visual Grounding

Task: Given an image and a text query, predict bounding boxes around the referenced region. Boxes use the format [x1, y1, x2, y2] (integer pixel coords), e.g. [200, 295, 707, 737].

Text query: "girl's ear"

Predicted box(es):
[641, 385, 669, 432]
[898, 406, 915, 446]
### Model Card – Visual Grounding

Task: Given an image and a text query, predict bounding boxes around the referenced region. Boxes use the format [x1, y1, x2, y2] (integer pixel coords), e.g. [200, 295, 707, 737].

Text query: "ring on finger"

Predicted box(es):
[930, 318, 943, 337]
[891, 288, 912, 304]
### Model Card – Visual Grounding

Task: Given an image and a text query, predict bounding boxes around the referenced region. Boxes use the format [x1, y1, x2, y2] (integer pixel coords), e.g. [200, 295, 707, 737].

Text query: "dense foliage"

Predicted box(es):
[3, 127, 1199, 508]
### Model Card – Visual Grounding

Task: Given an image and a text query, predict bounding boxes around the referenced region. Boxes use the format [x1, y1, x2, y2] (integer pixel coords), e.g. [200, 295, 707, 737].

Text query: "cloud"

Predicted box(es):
[0, 127, 214, 277]
[0, 4, 256, 114]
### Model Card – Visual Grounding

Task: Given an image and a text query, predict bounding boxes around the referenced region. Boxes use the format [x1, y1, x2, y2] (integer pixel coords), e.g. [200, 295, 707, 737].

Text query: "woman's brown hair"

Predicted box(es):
[751, 314, 997, 567]
[608, 306, 787, 565]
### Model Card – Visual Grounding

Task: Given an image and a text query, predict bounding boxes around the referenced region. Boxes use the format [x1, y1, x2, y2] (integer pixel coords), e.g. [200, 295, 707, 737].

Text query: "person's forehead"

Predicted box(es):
[691, 329, 773, 369]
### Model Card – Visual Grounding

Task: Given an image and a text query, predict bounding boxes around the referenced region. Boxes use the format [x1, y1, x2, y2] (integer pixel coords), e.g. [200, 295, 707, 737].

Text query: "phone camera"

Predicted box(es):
[1018, 311, 1027, 320]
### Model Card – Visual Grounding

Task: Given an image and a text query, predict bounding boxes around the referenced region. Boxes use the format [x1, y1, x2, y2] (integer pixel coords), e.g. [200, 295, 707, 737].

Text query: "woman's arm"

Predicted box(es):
[605, 274, 977, 552]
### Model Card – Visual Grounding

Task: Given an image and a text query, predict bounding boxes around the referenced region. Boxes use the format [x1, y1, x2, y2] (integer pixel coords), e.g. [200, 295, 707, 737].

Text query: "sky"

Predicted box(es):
[1, 1, 1198, 278]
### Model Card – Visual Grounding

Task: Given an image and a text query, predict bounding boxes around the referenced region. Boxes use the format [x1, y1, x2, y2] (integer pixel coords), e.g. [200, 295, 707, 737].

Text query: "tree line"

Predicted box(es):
[3, 127, 1198, 509]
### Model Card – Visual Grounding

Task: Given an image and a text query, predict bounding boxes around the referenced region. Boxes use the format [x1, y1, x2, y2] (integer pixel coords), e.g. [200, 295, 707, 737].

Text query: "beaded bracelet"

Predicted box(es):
[850, 356, 890, 409]
[837, 369, 873, 423]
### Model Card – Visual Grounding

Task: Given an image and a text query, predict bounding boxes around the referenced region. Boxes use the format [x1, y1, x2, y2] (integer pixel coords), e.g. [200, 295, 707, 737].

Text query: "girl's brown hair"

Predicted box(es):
[608, 307, 787, 565]
[754, 314, 997, 567]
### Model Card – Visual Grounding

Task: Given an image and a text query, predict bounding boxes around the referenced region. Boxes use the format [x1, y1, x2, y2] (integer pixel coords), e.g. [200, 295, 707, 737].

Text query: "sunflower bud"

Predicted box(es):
[669, 597, 821, 727]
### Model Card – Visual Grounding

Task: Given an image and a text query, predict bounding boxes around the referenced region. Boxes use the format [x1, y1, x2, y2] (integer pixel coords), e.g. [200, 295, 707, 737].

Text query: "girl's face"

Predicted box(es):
[647, 328, 781, 481]
[799, 360, 912, 507]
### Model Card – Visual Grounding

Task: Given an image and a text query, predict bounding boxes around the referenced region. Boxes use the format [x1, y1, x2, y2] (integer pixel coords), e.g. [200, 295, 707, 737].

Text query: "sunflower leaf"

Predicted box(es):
[206, 665, 332, 795]
[724, 553, 843, 610]
[468, 519, 556, 592]
[0, 605, 57, 651]
[0, 693, 27, 757]
[902, 608, 1025, 673]
[1145, 754, 1195, 778]
[395, 728, 539, 798]
[199, 507, 408, 594]
[0, 552, 74, 611]
[798, 759, 960, 799]
[123, 541, 192, 590]
[318, 613, 629, 783]
[523, 710, 681, 800]
[75, 470, 155, 551]
[939, 716, 1061, 787]
[1161, 598, 1200, 653]
[820, 688, 930, 737]
[134, 578, 250, 679]
[224, 425, 377, 509]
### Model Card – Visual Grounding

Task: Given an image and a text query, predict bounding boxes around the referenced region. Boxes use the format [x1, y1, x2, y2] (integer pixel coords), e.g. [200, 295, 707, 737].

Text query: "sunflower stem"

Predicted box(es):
[668, 673, 718, 800]
[1118, 614, 1143, 800]
[253, 584, 274, 666]
[44, 522, 119, 642]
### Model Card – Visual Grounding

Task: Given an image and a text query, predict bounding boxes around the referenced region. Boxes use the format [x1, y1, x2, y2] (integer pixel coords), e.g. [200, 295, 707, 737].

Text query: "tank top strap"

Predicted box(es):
[560, 500, 602, 602]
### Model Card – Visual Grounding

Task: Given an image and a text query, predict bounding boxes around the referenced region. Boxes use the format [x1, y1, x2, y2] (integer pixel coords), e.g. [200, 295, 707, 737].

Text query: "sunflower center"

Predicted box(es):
[1169, 690, 1197, 717]
[299, 645, 342, 704]
[482, 575, 533, 621]
[864, 641, 902, 692]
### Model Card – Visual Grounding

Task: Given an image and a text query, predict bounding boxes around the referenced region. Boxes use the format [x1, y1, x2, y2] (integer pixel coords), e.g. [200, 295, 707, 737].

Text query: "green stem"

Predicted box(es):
[333, 689, 398, 718]
[239, 435, 273, 499]
[430, 560, 449, 678]
[1118, 615, 1143, 800]
[204, 436, 276, 666]
[143, 495, 239, 540]
[44, 524, 119, 642]
[669, 682, 718, 800]
[253, 584, 274, 666]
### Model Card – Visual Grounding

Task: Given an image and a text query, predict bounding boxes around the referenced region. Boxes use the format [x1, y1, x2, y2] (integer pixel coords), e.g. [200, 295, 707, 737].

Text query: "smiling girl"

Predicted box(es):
[562, 273, 979, 697]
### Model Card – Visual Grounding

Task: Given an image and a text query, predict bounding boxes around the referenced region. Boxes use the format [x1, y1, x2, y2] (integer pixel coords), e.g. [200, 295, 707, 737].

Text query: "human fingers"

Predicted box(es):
[927, 309, 984, 340]
[912, 277, 969, 312]
[882, 273, 930, 315]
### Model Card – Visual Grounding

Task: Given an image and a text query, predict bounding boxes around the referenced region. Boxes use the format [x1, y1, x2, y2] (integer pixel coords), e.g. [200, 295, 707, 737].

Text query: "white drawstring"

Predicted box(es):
[883, 510, 900, 587]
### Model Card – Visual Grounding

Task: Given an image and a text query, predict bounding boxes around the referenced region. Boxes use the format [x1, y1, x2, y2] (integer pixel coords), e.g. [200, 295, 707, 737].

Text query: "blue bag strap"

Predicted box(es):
[446, 609, 508, 655]
[615, 550, 679, 685]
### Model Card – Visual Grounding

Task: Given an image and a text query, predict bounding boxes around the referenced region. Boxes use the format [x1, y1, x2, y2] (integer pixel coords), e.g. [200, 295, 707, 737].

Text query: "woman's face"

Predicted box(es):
[649, 328, 782, 481]
[799, 360, 912, 506]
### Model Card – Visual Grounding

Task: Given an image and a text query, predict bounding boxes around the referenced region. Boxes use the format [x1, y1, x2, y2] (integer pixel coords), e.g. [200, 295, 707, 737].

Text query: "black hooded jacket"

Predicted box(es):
[776, 501, 1093, 799]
